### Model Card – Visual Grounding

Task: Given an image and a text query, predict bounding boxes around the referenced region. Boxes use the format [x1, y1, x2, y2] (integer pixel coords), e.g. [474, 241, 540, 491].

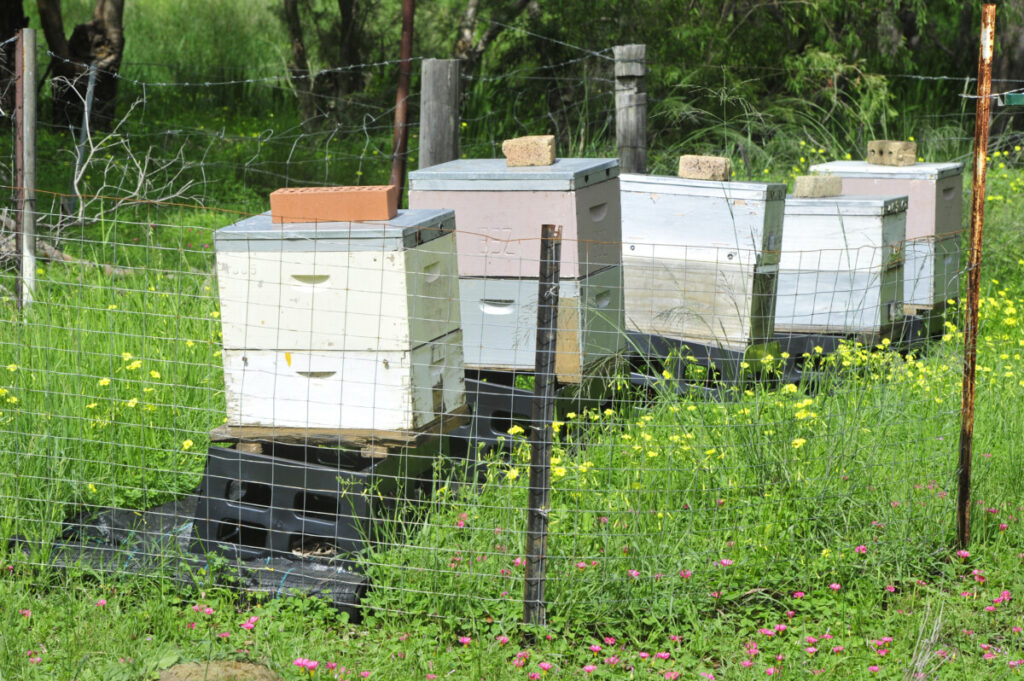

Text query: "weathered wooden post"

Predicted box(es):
[523, 223, 561, 628]
[418, 59, 460, 169]
[14, 27, 36, 309]
[613, 44, 646, 175]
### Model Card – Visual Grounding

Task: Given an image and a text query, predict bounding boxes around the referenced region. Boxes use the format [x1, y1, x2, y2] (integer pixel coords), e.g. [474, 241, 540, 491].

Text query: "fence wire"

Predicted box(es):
[0, 46, 984, 633]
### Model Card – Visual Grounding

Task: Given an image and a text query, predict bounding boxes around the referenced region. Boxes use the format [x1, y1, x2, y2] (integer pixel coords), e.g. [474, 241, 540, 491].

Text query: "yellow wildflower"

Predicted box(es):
[506, 467, 519, 481]
[98, 378, 111, 387]
[121, 352, 132, 361]
[182, 439, 194, 450]
[126, 360, 142, 371]
[792, 438, 807, 449]
[149, 370, 161, 379]
[507, 425, 525, 436]
[6, 364, 17, 372]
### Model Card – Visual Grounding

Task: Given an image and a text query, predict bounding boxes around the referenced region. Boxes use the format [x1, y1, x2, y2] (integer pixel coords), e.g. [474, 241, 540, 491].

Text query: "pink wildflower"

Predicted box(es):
[855, 545, 867, 554]
[458, 636, 472, 647]
[539, 662, 553, 671]
[868, 665, 879, 672]
[583, 665, 597, 674]
[720, 559, 734, 566]
[829, 583, 841, 591]
[656, 651, 671, 660]
[96, 599, 107, 607]
[679, 569, 692, 579]
[628, 569, 640, 578]
[792, 591, 805, 599]
[497, 635, 510, 645]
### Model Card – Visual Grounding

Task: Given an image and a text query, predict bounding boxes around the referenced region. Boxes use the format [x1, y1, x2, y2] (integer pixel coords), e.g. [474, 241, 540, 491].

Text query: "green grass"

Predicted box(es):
[3, 71, 1024, 679]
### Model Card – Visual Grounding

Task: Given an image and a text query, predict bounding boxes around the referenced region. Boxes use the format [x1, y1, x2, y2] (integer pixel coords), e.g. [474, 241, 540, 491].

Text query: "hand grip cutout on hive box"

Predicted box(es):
[291, 274, 330, 285]
[588, 202, 609, 222]
[295, 370, 337, 379]
[481, 299, 516, 315]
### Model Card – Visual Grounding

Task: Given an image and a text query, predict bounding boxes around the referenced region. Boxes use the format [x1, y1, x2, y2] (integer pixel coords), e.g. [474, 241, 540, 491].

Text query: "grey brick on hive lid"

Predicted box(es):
[501, 135, 556, 166]
[792, 175, 841, 198]
[677, 155, 731, 181]
[867, 140, 917, 166]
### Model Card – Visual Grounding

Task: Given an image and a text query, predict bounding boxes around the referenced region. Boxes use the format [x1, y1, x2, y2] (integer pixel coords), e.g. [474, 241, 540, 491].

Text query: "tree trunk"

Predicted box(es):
[36, 0, 124, 129]
[283, 0, 315, 124]
[452, 0, 534, 79]
[0, 1, 29, 116]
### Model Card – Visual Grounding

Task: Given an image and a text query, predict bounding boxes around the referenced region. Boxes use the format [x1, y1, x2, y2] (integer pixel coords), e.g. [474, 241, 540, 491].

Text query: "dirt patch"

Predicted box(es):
[159, 661, 283, 681]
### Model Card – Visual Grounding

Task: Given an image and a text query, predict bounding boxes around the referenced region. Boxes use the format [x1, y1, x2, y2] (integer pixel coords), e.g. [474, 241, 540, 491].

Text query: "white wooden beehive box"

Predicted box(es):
[215, 210, 460, 352]
[408, 158, 621, 279]
[214, 208, 466, 432]
[776, 195, 907, 341]
[459, 266, 625, 382]
[221, 332, 466, 431]
[809, 160, 963, 318]
[619, 174, 786, 353]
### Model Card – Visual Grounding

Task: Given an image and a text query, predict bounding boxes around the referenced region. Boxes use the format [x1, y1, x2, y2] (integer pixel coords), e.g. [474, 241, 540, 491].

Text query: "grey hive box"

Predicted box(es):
[809, 160, 963, 332]
[619, 174, 786, 353]
[408, 158, 622, 279]
[459, 266, 625, 382]
[776, 195, 908, 343]
[213, 209, 466, 432]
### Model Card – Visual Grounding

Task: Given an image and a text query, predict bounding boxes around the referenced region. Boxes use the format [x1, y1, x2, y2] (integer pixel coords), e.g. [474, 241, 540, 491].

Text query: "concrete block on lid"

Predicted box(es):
[867, 140, 917, 167]
[270, 185, 398, 223]
[501, 135, 556, 167]
[677, 155, 731, 181]
[792, 175, 841, 198]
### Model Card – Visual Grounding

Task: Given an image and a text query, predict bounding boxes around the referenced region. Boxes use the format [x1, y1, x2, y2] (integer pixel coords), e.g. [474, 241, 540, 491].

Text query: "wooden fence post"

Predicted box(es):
[614, 44, 646, 175]
[14, 27, 36, 310]
[418, 59, 460, 169]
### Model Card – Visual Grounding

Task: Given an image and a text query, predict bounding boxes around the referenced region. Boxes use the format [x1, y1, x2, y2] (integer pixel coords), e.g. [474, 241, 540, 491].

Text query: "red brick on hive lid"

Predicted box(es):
[269, 185, 398, 223]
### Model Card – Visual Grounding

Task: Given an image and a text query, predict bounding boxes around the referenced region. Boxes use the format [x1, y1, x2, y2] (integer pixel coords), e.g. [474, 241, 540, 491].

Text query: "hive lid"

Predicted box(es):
[784, 195, 909, 217]
[809, 160, 963, 181]
[213, 209, 455, 252]
[620, 173, 786, 202]
[408, 158, 619, 191]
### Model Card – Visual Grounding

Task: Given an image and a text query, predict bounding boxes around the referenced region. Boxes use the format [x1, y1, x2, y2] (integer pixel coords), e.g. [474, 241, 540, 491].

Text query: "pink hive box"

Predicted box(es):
[407, 158, 621, 279]
[808, 160, 963, 240]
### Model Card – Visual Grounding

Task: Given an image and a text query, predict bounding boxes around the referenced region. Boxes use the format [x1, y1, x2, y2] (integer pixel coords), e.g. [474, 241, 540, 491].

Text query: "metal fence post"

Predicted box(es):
[524, 223, 562, 627]
[614, 44, 646, 175]
[418, 59, 460, 169]
[957, 3, 996, 551]
[14, 27, 36, 310]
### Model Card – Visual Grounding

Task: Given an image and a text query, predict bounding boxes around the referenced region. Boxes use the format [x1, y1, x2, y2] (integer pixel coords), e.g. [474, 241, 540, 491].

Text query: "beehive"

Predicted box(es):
[809, 161, 963, 332]
[776, 196, 908, 342]
[459, 266, 625, 382]
[214, 209, 465, 432]
[619, 174, 786, 353]
[408, 158, 622, 278]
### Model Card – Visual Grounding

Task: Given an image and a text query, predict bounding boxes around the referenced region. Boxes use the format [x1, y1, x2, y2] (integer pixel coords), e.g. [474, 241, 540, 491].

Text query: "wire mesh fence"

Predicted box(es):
[0, 32, 983, 632]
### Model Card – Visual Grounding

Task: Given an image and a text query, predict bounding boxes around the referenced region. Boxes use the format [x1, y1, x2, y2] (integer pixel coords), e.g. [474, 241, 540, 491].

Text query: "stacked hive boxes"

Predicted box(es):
[619, 174, 786, 356]
[809, 161, 963, 336]
[408, 158, 625, 383]
[775, 196, 908, 343]
[214, 206, 465, 433]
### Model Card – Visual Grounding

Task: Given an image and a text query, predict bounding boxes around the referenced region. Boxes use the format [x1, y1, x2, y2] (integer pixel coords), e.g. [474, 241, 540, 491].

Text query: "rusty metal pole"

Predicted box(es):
[389, 0, 415, 201]
[524, 224, 562, 628]
[957, 3, 996, 551]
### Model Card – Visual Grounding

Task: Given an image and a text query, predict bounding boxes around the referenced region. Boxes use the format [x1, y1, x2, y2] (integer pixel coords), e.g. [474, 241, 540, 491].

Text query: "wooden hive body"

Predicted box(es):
[458, 266, 625, 382]
[214, 209, 466, 432]
[776, 196, 907, 341]
[619, 174, 786, 352]
[809, 161, 962, 328]
[408, 158, 622, 279]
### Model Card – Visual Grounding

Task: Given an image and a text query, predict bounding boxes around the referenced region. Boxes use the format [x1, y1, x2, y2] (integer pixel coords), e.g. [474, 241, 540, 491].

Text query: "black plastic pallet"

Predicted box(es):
[192, 441, 436, 561]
